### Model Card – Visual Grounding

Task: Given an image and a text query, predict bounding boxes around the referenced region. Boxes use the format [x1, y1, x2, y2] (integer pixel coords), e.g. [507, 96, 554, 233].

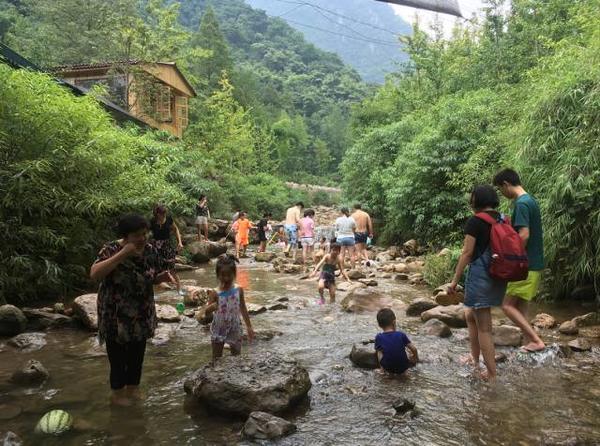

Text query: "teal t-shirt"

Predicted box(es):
[512, 193, 544, 271]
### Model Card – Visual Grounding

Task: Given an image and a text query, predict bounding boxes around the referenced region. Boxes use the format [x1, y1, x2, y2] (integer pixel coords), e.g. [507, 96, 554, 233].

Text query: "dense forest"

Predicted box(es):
[0, 0, 365, 303]
[247, 0, 411, 83]
[343, 0, 600, 298]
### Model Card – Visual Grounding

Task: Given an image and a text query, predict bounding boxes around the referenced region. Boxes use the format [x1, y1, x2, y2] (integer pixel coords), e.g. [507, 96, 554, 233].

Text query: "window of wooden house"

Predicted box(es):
[176, 96, 189, 130]
[154, 85, 172, 122]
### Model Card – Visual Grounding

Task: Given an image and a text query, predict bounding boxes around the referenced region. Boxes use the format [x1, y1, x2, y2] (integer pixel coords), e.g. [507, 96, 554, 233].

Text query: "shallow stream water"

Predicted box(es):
[1, 261, 599, 445]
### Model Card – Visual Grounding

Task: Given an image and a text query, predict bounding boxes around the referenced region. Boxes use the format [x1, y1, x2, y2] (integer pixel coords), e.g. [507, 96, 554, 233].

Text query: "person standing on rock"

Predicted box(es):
[335, 207, 357, 270]
[494, 169, 546, 352]
[195, 195, 210, 241]
[351, 204, 374, 267]
[202, 254, 254, 362]
[150, 205, 184, 295]
[284, 202, 304, 258]
[257, 212, 272, 253]
[449, 185, 507, 381]
[299, 209, 316, 264]
[90, 214, 171, 406]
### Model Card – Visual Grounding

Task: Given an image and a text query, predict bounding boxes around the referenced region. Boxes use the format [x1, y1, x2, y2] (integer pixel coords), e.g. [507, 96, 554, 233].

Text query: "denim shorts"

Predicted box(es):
[337, 236, 355, 247]
[465, 249, 507, 309]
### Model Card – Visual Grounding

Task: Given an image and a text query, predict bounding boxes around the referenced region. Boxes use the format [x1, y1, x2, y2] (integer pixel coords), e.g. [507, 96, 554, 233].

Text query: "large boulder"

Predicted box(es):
[492, 325, 522, 347]
[346, 269, 366, 280]
[340, 288, 392, 313]
[558, 320, 579, 335]
[349, 344, 378, 369]
[0, 305, 27, 337]
[421, 304, 467, 328]
[255, 252, 276, 262]
[8, 333, 46, 352]
[434, 291, 464, 306]
[183, 353, 311, 416]
[22, 308, 74, 330]
[419, 319, 452, 338]
[405, 298, 437, 317]
[187, 241, 227, 264]
[387, 246, 403, 259]
[242, 412, 297, 440]
[531, 313, 556, 329]
[72, 293, 98, 331]
[10, 360, 49, 386]
[155, 305, 181, 323]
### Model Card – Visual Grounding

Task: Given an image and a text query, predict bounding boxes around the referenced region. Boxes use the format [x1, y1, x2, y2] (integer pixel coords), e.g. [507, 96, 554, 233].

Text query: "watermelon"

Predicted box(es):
[35, 409, 73, 435]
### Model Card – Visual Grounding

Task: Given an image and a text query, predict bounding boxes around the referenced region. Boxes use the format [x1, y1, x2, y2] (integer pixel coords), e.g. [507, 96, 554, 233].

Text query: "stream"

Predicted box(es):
[1, 261, 599, 445]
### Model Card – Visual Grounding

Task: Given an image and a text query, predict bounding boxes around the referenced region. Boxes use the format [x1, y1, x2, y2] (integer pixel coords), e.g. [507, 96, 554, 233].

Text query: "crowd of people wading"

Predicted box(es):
[90, 168, 543, 405]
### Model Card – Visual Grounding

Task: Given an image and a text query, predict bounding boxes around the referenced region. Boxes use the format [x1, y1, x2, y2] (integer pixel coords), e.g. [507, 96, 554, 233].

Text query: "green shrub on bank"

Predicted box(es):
[423, 248, 462, 289]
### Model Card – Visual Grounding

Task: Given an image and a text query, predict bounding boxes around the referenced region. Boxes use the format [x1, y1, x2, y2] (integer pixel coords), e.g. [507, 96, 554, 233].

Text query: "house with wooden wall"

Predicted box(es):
[53, 61, 196, 138]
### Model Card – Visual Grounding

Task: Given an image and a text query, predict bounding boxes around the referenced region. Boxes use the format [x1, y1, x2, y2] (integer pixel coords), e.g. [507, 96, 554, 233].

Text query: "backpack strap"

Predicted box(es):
[475, 212, 498, 225]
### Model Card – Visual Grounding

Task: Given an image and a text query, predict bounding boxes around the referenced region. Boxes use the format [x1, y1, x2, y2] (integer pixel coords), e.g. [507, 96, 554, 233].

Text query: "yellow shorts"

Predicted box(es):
[506, 270, 542, 301]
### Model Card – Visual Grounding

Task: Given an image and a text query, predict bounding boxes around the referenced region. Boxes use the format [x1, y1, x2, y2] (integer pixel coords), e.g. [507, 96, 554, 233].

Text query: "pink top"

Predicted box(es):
[300, 217, 315, 238]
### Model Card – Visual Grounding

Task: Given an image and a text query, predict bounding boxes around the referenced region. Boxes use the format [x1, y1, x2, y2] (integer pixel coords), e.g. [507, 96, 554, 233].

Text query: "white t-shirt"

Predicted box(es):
[335, 216, 356, 239]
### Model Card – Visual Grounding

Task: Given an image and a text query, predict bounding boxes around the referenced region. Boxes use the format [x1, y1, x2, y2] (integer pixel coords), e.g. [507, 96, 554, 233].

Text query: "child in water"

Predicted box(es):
[375, 308, 418, 375]
[275, 226, 288, 251]
[232, 211, 254, 259]
[203, 255, 254, 362]
[310, 242, 351, 304]
[314, 237, 330, 263]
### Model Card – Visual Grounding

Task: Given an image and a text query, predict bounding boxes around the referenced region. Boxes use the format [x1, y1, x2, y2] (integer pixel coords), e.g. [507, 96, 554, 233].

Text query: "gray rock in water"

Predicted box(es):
[72, 294, 98, 331]
[247, 304, 267, 315]
[183, 353, 311, 416]
[8, 333, 46, 352]
[242, 411, 297, 440]
[267, 303, 288, 311]
[155, 304, 181, 323]
[568, 338, 591, 352]
[0, 305, 27, 337]
[2, 431, 22, 446]
[419, 318, 452, 338]
[421, 304, 467, 328]
[406, 298, 437, 317]
[22, 308, 74, 330]
[492, 325, 522, 347]
[558, 320, 579, 335]
[10, 360, 49, 386]
[572, 312, 598, 328]
[187, 241, 227, 264]
[349, 345, 378, 369]
[340, 288, 392, 313]
[346, 269, 367, 280]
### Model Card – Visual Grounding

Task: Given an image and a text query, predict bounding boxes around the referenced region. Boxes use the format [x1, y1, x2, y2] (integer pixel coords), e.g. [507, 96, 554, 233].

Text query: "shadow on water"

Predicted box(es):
[1, 261, 599, 445]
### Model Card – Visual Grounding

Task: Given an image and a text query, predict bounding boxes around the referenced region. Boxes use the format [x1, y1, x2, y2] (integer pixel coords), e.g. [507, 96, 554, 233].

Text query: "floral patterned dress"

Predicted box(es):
[210, 287, 243, 346]
[95, 241, 164, 344]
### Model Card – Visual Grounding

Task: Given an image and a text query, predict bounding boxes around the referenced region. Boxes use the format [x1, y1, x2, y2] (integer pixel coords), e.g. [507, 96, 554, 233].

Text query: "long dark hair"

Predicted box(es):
[470, 185, 500, 210]
[115, 214, 149, 237]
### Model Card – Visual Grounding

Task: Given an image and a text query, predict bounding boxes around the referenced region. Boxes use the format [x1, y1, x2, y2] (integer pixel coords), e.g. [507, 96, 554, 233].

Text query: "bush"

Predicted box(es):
[423, 248, 462, 288]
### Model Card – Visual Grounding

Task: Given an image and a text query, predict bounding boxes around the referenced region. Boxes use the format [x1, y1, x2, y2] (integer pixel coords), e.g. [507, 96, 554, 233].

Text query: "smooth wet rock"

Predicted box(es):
[187, 241, 227, 264]
[568, 338, 591, 352]
[559, 320, 579, 335]
[2, 431, 22, 446]
[336, 281, 366, 293]
[72, 293, 98, 331]
[8, 333, 46, 351]
[421, 304, 467, 328]
[531, 313, 556, 329]
[247, 304, 267, 315]
[0, 305, 27, 337]
[184, 352, 311, 416]
[242, 411, 296, 440]
[492, 325, 522, 347]
[346, 269, 366, 280]
[340, 288, 392, 313]
[255, 252, 276, 262]
[406, 298, 437, 317]
[393, 398, 416, 415]
[10, 360, 49, 386]
[419, 319, 452, 338]
[155, 305, 181, 322]
[434, 291, 464, 306]
[349, 345, 378, 369]
[22, 308, 73, 330]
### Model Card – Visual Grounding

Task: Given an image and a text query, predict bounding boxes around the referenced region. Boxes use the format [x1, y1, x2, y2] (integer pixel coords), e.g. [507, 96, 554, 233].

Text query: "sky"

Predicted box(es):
[390, 0, 487, 36]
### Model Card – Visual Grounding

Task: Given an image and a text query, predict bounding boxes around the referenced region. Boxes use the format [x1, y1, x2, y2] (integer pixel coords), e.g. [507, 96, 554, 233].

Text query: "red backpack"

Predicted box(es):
[475, 213, 529, 282]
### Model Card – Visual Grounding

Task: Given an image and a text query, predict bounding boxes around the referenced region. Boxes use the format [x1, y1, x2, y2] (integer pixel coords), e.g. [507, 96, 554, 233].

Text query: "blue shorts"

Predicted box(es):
[337, 236, 355, 247]
[285, 224, 298, 245]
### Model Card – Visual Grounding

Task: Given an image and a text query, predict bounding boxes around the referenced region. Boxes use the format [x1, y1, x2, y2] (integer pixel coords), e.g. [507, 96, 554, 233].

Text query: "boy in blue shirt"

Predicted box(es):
[375, 308, 418, 375]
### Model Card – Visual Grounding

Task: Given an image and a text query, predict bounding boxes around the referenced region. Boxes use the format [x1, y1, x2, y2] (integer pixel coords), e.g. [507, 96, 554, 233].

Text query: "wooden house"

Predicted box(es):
[53, 61, 196, 138]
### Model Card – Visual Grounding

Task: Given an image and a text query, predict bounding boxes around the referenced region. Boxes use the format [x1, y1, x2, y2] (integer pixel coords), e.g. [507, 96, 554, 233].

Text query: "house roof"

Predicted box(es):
[52, 60, 197, 97]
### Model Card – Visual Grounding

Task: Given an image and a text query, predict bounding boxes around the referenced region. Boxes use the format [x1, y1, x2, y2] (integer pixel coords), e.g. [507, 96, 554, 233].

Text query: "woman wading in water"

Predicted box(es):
[90, 214, 170, 406]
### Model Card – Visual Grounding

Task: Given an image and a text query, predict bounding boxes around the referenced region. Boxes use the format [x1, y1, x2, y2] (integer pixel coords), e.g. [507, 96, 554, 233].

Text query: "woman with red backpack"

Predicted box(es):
[448, 185, 519, 381]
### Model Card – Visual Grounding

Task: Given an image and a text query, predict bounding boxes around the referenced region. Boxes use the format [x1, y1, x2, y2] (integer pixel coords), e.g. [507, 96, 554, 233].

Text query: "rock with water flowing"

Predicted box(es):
[405, 298, 437, 317]
[0, 305, 27, 337]
[340, 288, 392, 313]
[421, 304, 467, 328]
[10, 360, 49, 386]
[492, 325, 522, 347]
[349, 345, 378, 369]
[187, 241, 227, 264]
[531, 313, 557, 329]
[419, 318, 452, 338]
[8, 333, 47, 352]
[184, 353, 311, 416]
[72, 293, 98, 331]
[242, 411, 297, 440]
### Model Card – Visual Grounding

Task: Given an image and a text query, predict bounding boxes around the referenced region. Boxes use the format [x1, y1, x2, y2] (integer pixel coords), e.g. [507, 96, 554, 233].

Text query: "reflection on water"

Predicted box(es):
[0, 262, 599, 445]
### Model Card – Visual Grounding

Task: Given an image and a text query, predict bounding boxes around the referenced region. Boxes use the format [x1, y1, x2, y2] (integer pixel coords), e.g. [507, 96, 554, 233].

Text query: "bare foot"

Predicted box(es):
[521, 341, 545, 352]
[479, 369, 496, 382]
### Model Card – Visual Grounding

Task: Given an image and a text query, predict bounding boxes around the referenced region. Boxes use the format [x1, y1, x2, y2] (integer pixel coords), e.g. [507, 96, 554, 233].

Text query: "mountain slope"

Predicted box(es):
[246, 0, 411, 83]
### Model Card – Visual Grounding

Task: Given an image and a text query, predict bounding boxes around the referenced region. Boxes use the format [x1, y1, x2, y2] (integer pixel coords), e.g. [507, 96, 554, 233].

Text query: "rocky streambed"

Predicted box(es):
[1, 243, 600, 445]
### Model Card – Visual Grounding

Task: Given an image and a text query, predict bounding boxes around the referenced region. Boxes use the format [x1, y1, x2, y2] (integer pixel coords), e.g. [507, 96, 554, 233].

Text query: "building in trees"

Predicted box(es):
[53, 61, 196, 138]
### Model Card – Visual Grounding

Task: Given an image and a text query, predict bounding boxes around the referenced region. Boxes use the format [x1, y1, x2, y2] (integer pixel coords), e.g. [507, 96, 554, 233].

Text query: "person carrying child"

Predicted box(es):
[310, 242, 351, 304]
[375, 308, 419, 375]
[232, 211, 254, 259]
[201, 255, 254, 362]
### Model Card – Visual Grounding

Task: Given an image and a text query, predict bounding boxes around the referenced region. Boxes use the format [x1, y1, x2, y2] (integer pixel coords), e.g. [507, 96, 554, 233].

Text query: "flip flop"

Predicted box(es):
[519, 345, 545, 353]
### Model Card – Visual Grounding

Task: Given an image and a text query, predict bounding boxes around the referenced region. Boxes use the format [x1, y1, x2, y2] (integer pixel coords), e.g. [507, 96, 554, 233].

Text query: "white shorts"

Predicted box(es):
[195, 216, 208, 225]
[301, 237, 315, 247]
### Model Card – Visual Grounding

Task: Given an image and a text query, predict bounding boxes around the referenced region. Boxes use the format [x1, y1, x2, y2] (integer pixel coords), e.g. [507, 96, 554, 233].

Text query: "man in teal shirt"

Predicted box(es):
[494, 169, 545, 352]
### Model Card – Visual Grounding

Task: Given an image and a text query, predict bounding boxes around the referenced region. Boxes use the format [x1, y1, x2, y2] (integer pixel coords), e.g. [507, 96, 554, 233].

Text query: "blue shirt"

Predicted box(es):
[512, 193, 544, 271]
[375, 330, 411, 374]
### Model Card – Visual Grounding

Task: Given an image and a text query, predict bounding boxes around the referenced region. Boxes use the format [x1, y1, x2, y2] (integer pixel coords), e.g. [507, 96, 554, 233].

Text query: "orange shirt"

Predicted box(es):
[234, 218, 252, 237]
